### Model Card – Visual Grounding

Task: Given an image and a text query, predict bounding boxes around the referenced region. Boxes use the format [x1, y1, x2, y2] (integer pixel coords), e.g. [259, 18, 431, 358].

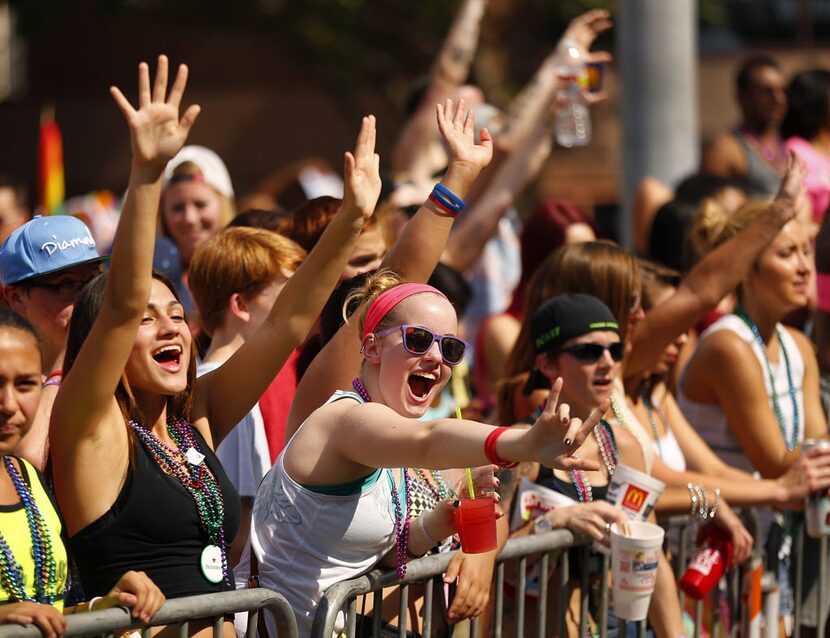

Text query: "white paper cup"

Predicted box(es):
[803, 439, 830, 538]
[610, 521, 665, 620]
[606, 464, 666, 521]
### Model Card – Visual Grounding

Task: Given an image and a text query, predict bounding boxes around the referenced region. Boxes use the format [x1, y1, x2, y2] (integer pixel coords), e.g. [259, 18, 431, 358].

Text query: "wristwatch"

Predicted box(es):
[533, 515, 553, 535]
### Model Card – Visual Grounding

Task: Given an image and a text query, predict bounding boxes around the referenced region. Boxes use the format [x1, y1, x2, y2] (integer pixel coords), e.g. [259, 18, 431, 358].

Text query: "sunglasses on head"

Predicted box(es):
[560, 342, 624, 363]
[374, 325, 468, 365]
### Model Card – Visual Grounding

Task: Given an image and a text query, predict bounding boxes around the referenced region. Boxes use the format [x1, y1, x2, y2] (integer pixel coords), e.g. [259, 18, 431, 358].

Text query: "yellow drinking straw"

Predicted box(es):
[457, 405, 476, 499]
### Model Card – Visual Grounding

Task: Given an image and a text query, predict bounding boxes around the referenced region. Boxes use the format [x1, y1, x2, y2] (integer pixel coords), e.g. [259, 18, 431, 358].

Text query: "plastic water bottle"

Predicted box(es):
[554, 39, 591, 148]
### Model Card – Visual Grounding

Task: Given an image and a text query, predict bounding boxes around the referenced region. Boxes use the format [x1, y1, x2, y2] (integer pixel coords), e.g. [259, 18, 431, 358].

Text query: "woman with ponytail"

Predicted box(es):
[679, 165, 827, 630]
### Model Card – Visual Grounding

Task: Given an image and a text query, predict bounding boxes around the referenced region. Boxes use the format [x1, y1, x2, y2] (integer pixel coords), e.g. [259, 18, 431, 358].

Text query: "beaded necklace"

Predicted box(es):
[568, 421, 618, 503]
[389, 470, 411, 580]
[0, 457, 58, 604]
[738, 126, 787, 168]
[129, 417, 229, 584]
[640, 387, 664, 459]
[734, 308, 800, 451]
[411, 468, 453, 501]
[350, 378, 411, 579]
[352, 377, 372, 403]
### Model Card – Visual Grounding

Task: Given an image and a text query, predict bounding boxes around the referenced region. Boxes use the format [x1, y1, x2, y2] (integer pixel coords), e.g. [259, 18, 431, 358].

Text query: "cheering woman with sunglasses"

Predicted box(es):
[500, 293, 684, 638]
[238, 270, 607, 638]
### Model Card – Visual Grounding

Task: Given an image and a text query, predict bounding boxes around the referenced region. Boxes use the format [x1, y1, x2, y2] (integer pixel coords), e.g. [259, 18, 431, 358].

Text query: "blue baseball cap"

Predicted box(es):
[0, 216, 105, 285]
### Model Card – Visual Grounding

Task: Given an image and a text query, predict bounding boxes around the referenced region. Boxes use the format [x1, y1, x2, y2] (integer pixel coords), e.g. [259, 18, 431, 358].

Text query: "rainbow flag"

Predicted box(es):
[38, 107, 65, 215]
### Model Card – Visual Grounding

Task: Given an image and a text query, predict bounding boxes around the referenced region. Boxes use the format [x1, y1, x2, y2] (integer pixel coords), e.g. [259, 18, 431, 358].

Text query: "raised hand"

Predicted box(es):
[560, 9, 613, 64]
[110, 54, 201, 174]
[436, 98, 493, 175]
[522, 377, 607, 471]
[774, 150, 808, 220]
[341, 115, 382, 221]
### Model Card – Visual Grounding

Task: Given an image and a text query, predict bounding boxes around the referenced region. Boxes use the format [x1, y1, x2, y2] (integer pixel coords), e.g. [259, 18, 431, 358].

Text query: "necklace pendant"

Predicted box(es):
[185, 447, 205, 466]
[200, 545, 223, 583]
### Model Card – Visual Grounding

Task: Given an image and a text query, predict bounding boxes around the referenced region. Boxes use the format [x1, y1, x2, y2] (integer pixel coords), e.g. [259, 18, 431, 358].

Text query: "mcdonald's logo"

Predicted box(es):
[622, 485, 649, 512]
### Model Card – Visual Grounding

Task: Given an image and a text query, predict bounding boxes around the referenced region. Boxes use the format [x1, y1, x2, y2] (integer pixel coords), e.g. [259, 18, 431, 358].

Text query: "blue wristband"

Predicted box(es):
[433, 183, 465, 209]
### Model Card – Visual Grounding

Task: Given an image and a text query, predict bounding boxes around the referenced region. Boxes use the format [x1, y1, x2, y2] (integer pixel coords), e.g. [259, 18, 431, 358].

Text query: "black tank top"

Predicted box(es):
[68, 426, 241, 598]
[534, 428, 616, 580]
[536, 465, 610, 503]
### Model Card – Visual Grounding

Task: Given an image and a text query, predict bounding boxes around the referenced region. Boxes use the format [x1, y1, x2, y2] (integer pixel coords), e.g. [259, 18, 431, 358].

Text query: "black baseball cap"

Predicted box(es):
[523, 293, 619, 395]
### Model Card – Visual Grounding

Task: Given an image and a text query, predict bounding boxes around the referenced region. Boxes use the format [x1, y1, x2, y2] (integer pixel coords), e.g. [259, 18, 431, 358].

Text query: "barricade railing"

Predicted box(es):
[0, 588, 297, 638]
[310, 515, 774, 638]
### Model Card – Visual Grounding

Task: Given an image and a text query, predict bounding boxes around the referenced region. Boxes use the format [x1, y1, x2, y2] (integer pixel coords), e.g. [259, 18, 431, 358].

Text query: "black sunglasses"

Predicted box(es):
[560, 342, 624, 363]
[375, 325, 468, 365]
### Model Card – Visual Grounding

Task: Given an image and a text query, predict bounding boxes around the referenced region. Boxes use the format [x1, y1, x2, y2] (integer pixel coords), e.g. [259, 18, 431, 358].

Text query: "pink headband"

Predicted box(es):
[363, 283, 448, 338]
[817, 273, 830, 314]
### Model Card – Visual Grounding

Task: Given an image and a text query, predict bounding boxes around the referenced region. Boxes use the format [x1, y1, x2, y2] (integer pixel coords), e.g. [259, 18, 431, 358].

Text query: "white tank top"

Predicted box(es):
[612, 378, 655, 473]
[677, 314, 805, 473]
[653, 427, 687, 473]
[236, 390, 403, 638]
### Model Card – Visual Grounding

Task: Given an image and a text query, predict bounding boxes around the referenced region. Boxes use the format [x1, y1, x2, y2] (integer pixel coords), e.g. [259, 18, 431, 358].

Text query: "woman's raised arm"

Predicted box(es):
[52, 56, 199, 439]
[286, 99, 493, 434]
[195, 116, 382, 446]
[625, 153, 807, 378]
[392, 0, 487, 178]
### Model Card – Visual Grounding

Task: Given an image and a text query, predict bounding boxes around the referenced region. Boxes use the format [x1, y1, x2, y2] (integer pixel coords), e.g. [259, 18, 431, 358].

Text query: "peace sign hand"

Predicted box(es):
[522, 377, 608, 471]
[110, 55, 201, 175]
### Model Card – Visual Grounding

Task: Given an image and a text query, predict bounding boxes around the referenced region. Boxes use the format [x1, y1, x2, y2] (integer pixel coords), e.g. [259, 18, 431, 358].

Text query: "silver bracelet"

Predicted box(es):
[708, 488, 721, 519]
[698, 484, 709, 521]
[418, 515, 440, 547]
[687, 483, 698, 518]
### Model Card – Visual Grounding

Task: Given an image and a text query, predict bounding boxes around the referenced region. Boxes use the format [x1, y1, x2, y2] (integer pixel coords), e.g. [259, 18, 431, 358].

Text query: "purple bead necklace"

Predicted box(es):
[351, 378, 411, 579]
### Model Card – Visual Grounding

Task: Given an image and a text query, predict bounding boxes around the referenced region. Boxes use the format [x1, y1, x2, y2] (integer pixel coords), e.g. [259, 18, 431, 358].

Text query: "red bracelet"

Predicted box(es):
[427, 194, 459, 217]
[46, 370, 63, 381]
[484, 427, 519, 469]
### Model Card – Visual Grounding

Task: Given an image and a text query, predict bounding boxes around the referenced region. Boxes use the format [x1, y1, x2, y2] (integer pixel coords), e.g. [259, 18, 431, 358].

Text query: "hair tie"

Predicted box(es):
[363, 283, 447, 338]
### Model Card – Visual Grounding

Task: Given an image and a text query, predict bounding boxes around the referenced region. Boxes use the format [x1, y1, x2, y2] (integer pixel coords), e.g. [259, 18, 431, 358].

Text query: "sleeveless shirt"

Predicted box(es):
[677, 314, 805, 473]
[734, 128, 783, 197]
[236, 390, 405, 638]
[68, 426, 241, 598]
[0, 457, 67, 610]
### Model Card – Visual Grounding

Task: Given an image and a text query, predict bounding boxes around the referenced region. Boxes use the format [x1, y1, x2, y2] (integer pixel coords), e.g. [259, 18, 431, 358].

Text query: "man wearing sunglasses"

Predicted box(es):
[0, 215, 105, 469]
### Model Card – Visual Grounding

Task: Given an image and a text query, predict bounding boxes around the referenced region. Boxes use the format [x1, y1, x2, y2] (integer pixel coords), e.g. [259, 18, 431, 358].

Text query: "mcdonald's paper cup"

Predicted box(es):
[610, 521, 665, 620]
[803, 439, 830, 538]
[606, 464, 665, 521]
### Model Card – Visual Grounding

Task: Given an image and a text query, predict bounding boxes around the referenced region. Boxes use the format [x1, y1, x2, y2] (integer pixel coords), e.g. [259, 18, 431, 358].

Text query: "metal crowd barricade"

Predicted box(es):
[310, 516, 760, 638]
[0, 588, 297, 638]
[310, 529, 647, 638]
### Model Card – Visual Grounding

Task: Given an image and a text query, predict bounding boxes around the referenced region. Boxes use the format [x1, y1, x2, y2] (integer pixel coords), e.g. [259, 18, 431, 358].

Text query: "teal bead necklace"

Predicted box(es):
[734, 308, 800, 451]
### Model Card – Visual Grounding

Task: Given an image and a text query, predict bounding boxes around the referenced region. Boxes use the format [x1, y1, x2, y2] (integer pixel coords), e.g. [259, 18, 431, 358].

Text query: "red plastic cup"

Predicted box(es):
[679, 527, 733, 599]
[454, 498, 497, 554]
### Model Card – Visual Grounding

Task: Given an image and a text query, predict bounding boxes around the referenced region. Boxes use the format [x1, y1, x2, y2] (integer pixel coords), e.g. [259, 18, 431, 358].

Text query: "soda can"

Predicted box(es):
[803, 439, 830, 538]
